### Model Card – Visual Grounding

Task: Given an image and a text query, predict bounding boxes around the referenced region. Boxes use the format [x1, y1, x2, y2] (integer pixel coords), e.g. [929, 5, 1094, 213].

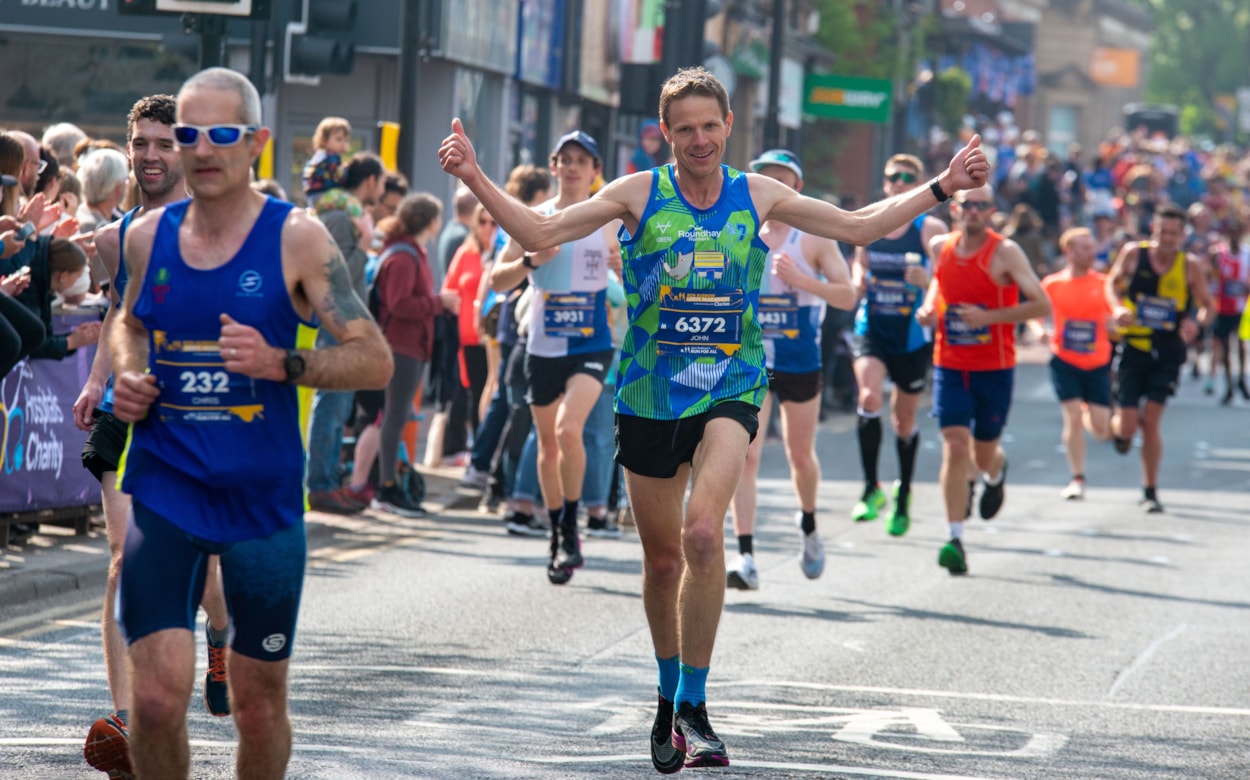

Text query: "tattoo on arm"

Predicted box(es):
[320, 238, 370, 330]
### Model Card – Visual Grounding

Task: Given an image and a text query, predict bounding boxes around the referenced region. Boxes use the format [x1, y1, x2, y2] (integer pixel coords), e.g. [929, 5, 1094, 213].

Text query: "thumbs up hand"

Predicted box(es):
[438, 118, 481, 184]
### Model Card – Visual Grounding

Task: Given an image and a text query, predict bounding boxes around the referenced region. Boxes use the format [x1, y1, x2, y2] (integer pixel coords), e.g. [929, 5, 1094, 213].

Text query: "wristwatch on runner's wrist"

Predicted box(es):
[282, 349, 306, 384]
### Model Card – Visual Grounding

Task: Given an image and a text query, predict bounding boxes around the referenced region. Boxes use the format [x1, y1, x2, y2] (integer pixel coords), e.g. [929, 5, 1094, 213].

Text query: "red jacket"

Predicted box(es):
[375, 237, 440, 361]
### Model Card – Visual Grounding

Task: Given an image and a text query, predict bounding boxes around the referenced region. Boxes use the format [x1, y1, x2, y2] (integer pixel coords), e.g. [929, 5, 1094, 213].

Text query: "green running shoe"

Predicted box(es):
[851, 484, 887, 522]
[938, 538, 968, 575]
[885, 480, 910, 537]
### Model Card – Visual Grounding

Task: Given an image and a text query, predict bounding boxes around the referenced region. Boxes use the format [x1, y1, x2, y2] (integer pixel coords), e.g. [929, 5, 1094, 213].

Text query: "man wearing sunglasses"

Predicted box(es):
[73, 93, 237, 780]
[442, 66, 989, 770]
[850, 154, 948, 536]
[110, 67, 392, 780]
[916, 185, 1050, 575]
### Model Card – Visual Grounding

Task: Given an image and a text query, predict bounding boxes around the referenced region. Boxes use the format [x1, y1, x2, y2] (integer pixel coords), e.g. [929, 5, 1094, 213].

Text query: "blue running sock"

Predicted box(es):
[656, 654, 680, 701]
[675, 663, 709, 707]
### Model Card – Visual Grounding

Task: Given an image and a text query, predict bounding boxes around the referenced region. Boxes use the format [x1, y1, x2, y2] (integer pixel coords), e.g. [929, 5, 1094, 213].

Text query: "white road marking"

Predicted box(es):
[715, 679, 1250, 717]
[1107, 623, 1188, 698]
[532, 753, 1012, 779]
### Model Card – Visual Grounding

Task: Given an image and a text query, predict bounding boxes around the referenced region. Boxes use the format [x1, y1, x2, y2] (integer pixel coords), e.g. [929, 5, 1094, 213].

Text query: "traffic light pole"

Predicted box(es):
[396, 0, 424, 178]
[197, 13, 226, 69]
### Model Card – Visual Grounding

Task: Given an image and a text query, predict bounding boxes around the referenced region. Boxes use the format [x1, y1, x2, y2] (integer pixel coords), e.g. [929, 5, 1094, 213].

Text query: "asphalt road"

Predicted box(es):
[2, 360, 1248, 779]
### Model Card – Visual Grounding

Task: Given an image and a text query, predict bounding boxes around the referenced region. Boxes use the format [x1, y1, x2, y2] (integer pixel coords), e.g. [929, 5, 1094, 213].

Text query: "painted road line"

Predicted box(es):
[714, 680, 1250, 716]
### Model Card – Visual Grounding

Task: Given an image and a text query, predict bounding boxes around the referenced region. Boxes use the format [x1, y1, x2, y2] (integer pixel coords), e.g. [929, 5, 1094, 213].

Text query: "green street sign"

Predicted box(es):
[803, 73, 893, 124]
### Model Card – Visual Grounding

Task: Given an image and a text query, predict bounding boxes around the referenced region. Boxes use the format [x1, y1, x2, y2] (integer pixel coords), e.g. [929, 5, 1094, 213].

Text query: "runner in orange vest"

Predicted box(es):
[916, 185, 1050, 575]
[1041, 227, 1114, 500]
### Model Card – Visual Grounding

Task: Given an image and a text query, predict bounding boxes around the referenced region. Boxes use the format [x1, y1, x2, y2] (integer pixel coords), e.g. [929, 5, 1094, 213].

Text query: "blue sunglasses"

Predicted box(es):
[173, 124, 258, 147]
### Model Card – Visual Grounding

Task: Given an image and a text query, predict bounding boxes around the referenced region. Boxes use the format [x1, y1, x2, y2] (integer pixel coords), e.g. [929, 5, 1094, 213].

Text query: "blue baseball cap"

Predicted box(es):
[749, 148, 803, 181]
[551, 130, 601, 163]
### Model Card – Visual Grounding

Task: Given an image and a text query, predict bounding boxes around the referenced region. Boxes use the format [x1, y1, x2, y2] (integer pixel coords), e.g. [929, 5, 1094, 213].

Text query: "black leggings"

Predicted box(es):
[0, 293, 44, 379]
[444, 344, 488, 456]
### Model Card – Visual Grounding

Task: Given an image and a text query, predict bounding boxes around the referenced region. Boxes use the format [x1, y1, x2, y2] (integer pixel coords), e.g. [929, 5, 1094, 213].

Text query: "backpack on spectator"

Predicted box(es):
[368, 242, 420, 326]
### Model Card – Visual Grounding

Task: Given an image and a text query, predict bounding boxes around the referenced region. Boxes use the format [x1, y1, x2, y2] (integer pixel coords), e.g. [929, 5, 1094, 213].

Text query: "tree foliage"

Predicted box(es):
[811, 0, 897, 80]
[1131, 0, 1250, 140]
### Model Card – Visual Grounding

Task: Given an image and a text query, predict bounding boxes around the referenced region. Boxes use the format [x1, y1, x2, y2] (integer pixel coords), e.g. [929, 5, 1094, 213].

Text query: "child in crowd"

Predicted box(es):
[302, 116, 352, 205]
[304, 116, 371, 251]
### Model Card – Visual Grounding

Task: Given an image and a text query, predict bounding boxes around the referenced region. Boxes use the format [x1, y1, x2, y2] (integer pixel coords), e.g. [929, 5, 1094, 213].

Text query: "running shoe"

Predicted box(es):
[671, 701, 730, 768]
[938, 538, 968, 575]
[547, 524, 579, 585]
[505, 513, 549, 537]
[1203, 377, 1214, 394]
[371, 482, 427, 518]
[964, 480, 976, 519]
[650, 690, 684, 774]
[458, 465, 491, 489]
[1140, 496, 1165, 513]
[84, 711, 133, 779]
[1112, 435, 1132, 455]
[204, 626, 230, 716]
[726, 553, 759, 591]
[342, 483, 374, 508]
[556, 524, 584, 570]
[585, 515, 624, 539]
[308, 488, 363, 515]
[796, 512, 825, 580]
[1060, 478, 1085, 500]
[851, 484, 886, 522]
[979, 459, 1007, 520]
[885, 480, 910, 537]
[1221, 387, 1234, 406]
[1239, 378, 1250, 401]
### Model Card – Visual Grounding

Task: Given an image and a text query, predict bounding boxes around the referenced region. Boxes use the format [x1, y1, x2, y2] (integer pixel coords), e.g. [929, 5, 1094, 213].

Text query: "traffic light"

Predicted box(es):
[118, 0, 270, 18]
[285, 0, 357, 83]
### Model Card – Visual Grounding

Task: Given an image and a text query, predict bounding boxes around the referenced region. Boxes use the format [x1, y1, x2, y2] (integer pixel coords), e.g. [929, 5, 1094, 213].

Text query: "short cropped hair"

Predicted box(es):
[1059, 227, 1091, 252]
[127, 94, 177, 143]
[885, 154, 924, 176]
[1155, 203, 1187, 225]
[179, 67, 262, 126]
[42, 123, 88, 169]
[78, 148, 130, 204]
[659, 67, 730, 130]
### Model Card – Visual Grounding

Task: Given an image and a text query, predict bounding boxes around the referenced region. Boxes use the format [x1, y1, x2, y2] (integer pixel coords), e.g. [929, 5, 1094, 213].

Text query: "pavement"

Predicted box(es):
[0, 466, 478, 610]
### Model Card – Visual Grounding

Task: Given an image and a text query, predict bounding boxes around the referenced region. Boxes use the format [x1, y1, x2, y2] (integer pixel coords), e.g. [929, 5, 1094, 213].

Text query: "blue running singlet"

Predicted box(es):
[119, 197, 318, 543]
[99, 206, 143, 415]
[854, 215, 932, 354]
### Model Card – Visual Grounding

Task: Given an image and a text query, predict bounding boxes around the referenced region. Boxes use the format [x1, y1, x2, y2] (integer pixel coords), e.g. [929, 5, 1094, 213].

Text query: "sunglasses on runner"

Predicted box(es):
[172, 124, 258, 147]
[885, 171, 918, 184]
[958, 200, 994, 212]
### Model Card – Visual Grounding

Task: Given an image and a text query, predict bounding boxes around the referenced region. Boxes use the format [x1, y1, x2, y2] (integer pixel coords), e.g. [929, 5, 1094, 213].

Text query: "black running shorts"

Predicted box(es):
[769, 369, 823, 404]
[525, 350, 614, 408]
[853, 336, 931, 395]
[615, 401, 759, 479]
[82, 411, 129, 483]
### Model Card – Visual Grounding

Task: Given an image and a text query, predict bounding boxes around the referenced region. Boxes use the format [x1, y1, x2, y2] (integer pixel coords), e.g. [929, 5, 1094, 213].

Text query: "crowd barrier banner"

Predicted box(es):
[1, 313, 100, 514]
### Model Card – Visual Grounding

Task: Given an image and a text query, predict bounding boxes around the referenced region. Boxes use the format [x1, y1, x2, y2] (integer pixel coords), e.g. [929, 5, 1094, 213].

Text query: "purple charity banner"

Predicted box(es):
[0, 313, 101, 514]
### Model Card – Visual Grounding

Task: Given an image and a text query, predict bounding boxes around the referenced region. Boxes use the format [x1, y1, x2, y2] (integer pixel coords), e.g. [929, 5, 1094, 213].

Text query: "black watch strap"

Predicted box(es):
[522, 254, 535, 269]
[282, 349, 306, 384]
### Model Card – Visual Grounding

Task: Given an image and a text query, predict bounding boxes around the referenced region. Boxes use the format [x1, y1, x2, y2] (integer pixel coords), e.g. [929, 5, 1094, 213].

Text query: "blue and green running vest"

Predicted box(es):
[615, 164, 769, 419]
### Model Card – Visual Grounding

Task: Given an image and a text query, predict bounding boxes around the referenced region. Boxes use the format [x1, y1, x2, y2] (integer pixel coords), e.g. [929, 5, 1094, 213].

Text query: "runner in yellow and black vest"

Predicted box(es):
[1105, 203, 1212, 513]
